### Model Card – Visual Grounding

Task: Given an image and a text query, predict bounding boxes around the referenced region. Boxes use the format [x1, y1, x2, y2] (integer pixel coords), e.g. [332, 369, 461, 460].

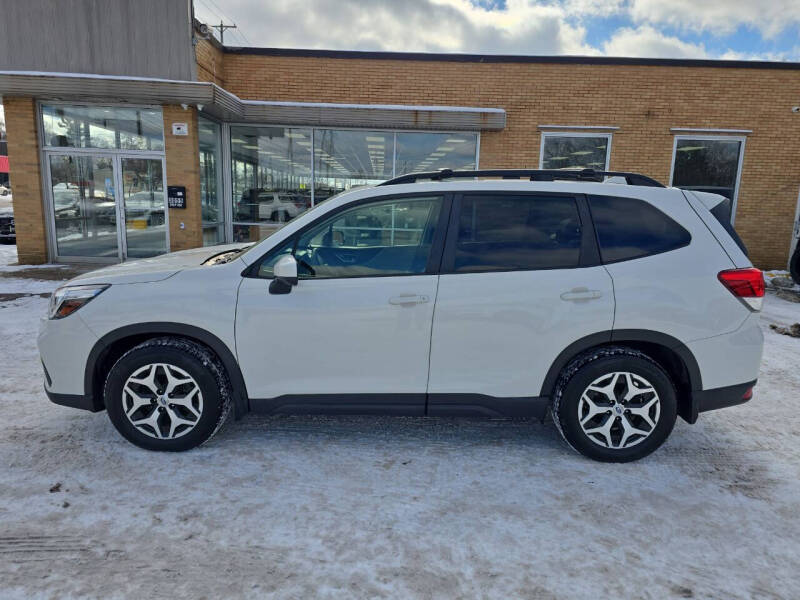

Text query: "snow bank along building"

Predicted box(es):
[1, 0, 799, 268]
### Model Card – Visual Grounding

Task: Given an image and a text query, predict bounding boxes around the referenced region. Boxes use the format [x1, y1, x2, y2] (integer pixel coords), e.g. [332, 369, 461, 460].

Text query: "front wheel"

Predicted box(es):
[552, 347, 677, 462]
[104, 338, 231, 451]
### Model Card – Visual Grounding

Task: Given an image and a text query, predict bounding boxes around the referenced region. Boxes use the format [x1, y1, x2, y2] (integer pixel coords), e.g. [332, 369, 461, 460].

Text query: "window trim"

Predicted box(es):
[440, 191, 596, 275]
[242, 191, 453, 280]
[586, 194, 692, 265]
[538, 131, 613, 171]
[668, 134, 747, 225]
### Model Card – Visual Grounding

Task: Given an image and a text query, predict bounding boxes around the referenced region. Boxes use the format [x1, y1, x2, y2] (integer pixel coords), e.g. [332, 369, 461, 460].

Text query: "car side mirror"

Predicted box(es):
[269, 255, 299, 295]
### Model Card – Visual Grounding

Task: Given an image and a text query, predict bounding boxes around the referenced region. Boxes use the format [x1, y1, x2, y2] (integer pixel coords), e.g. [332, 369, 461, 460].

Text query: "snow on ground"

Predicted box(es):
[2, 248, 800, 599]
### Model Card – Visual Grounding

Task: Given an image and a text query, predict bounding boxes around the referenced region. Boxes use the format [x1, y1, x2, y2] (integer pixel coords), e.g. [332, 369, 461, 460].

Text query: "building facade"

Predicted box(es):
[1, 0, 799, 268]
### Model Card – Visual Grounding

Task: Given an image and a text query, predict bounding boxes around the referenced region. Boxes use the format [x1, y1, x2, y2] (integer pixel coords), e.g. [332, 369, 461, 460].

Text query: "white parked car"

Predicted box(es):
[38, 169, 765, 461]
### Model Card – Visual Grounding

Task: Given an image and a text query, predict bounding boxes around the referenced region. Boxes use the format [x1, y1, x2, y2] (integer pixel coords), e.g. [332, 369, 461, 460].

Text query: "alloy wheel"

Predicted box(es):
[578, 371, 661, 449]
[122, 363, 203, 439]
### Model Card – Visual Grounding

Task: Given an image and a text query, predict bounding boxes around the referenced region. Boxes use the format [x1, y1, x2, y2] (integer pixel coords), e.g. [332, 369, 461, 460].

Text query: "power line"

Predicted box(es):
[194, 0, 251, 46]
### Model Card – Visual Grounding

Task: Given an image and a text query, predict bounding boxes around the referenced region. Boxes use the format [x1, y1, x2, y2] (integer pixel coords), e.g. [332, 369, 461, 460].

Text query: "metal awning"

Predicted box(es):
[0, 71, 506, 131]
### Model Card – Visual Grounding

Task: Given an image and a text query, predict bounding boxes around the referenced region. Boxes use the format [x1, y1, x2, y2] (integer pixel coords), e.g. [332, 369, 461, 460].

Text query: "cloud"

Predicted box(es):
[628, 0, 800, 38]
[603, 25, 708, 59]
[197, 0, 599, 54]
[193, 0, 799, 60]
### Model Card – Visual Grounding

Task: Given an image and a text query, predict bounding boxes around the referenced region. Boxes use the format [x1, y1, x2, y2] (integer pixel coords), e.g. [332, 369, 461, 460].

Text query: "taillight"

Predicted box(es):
[717, 268, 765, 311]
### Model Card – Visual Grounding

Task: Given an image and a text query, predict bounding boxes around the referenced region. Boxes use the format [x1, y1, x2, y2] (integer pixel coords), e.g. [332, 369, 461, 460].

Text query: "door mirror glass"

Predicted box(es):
[269, 255, 298, 294]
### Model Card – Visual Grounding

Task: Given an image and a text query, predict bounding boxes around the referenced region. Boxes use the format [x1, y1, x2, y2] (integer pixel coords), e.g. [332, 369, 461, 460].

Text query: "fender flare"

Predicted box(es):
[85, 322, 249, 418]
[538, 329, 702, 398]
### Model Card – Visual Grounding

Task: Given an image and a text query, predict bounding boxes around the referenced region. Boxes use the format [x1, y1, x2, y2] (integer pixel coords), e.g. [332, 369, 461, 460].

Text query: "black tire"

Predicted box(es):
[104, 337, 232, 451]
[552, 347, 677, 462]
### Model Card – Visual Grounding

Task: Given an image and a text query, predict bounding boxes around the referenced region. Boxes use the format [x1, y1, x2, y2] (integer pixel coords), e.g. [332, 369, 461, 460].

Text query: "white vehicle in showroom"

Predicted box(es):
[38, 169, 764, 462]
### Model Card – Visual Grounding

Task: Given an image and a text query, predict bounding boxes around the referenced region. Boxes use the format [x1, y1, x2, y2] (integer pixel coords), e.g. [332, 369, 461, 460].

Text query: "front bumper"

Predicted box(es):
[38, 312, 99, 408]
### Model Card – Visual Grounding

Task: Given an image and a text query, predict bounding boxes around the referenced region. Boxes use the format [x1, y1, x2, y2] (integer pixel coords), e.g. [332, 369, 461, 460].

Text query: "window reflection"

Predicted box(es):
[395, 132, 477, 175]
[541, 134, 610, 170]
[313, 129, 392, 203]
[229, 127, 481, 243]
[230, 126, 312, 243]
[42, 105, 164, 151]
[672, 138, 743, 201]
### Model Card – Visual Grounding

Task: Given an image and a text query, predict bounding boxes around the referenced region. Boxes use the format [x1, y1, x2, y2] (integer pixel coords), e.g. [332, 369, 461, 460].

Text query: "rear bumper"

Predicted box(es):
[695, 380, 756, 413]
[686, 380, 756, 423]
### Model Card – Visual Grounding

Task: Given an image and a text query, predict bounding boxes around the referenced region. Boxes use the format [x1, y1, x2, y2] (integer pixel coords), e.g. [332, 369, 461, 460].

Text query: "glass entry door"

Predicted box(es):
[49, 154, 120, 259]
[47, 153, 168, 261]
[120, 157, 167, 258]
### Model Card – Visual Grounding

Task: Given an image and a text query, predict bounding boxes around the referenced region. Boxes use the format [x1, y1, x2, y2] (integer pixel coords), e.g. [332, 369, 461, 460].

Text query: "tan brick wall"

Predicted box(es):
[220, 54, 800, 269]
[162, 105, 203, 251]
[4, 96, 47, 264]
[195, 38, 225, 86]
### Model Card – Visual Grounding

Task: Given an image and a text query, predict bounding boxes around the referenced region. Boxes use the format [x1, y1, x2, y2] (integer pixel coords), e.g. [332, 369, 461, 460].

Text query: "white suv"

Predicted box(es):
[38, 169, 765, 462]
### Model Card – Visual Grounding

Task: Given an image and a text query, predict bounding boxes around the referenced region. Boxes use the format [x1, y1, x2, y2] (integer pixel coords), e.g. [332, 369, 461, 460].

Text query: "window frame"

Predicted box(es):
[586, 194, 692, 265]
[439, 191, 601, 275]
[243, 191, 454, 280]
[538, 131, 613, 171]
[668, 134, 746, 225]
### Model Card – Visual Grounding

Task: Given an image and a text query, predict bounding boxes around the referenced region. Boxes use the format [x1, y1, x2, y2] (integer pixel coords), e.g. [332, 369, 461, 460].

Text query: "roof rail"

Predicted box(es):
[379, 168, 665, 188]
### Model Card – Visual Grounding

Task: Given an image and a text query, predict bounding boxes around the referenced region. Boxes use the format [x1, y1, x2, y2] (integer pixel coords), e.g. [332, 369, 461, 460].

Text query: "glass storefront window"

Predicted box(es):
[540, 134, 611, 170]
[230, 126, 312, 243]
[226, 126, 480, 243]
[199, 117, 223, 246]
[42, 105, 164, 151]
[671, 137, 744, 202]
[395, 132, 477, 175]
[313, 129, 393, 203]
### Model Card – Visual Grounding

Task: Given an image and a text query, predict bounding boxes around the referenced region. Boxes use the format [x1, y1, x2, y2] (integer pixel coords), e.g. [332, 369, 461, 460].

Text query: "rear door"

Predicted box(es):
[427, 192, 615, 414]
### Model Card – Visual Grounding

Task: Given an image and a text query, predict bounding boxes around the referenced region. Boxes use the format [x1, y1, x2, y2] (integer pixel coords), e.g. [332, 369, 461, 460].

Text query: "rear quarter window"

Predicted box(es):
[588, 195, 691, 263]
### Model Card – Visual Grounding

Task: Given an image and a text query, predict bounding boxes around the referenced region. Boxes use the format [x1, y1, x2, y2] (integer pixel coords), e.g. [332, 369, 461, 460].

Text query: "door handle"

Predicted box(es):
[389, 294, 430, 306]
[560, 287, 603, 302]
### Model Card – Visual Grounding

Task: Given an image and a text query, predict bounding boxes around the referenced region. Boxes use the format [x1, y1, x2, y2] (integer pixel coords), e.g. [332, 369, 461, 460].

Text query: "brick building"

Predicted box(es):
[1, 0, 799, 268]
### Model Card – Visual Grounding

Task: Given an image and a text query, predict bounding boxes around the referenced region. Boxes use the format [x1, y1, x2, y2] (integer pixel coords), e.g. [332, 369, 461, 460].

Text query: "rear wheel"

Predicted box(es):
[552, 347, 677, 462]
[104, 338, 231, 451]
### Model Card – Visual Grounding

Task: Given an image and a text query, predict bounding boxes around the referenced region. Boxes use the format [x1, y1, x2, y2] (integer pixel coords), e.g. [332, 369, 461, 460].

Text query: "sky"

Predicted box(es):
[192, 0, 800, 61]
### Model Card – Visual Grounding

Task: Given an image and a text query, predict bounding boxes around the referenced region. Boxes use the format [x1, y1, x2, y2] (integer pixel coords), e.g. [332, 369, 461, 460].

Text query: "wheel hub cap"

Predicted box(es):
[578, 371, 660, 450]
[122, 363, 203, 440]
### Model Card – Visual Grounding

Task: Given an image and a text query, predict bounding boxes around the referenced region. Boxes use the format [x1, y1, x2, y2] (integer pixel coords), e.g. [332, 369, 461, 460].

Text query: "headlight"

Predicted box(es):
[48, 284, 109, 319]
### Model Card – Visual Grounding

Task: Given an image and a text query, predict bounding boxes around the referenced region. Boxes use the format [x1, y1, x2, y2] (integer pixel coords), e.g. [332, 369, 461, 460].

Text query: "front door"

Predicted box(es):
[119, 157, 167, 258]
[47, 152, 168, 261]
[235, 194, 448, 414]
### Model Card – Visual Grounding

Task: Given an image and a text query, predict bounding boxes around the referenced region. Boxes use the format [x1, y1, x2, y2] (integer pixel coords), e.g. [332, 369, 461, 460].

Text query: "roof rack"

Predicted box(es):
[379, 168, 665, 188]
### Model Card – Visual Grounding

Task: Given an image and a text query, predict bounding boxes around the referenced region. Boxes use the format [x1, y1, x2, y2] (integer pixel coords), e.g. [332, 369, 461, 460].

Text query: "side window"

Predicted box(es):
[452, 194, 582, 273]
[257, 196, 443, 279]
[589, 195, 691, 263]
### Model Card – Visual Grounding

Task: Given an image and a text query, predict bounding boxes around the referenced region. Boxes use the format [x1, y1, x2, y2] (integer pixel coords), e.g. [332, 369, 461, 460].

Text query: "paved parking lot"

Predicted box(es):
[1, 246, 799, 599]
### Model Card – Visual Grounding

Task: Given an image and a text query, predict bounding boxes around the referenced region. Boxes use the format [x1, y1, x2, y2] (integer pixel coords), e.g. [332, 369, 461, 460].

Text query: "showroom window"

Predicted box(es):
[540, 133, 611, 170]
[41, 104, 164, 151]
[198, 117, 224, 246]
[228, 127, 478, 243]
[230, 126, 313, 243]
[670, 136, 745, 216]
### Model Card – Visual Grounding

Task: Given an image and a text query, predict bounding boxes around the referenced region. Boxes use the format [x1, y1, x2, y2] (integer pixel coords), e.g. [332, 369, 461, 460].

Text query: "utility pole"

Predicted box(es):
[212, 21, 237, 44]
